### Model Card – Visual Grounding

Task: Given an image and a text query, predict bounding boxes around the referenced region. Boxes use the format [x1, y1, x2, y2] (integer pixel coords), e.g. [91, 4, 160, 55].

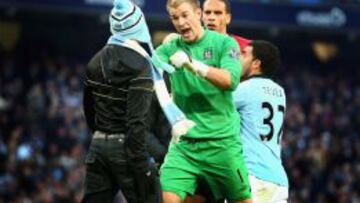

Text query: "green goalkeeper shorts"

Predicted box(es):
[160, 135, 252, 201]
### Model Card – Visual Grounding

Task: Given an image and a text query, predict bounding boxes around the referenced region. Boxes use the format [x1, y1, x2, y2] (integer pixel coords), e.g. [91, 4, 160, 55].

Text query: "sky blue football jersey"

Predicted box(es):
[233, 76, 288, 187]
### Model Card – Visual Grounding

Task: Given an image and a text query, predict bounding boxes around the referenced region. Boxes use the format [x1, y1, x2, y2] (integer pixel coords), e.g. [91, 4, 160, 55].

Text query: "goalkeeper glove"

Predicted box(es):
[169, 51, 209, 77]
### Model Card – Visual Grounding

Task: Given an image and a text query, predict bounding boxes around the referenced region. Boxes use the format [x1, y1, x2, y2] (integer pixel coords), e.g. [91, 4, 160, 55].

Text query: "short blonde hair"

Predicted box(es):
[166, 0, 200, 11]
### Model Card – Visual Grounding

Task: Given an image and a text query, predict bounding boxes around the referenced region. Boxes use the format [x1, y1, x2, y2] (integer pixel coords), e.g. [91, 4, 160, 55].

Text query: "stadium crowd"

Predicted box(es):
[0, 45, 358, 202]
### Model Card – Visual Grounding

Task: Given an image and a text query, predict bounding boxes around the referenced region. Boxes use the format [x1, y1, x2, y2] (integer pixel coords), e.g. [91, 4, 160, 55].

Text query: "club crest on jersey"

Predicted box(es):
[229, 48, 240, 59]
[203, 48, 213, 60]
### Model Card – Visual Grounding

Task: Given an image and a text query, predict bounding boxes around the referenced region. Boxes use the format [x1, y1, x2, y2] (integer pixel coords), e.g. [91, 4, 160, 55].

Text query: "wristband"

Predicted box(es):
[192, 60, 209, 77]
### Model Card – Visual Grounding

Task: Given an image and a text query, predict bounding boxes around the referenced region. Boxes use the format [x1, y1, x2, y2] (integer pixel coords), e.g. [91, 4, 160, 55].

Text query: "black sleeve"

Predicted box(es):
[83, 48, 103, 133]
[125, 59, 154, 162]
[83, 80, 95, 132]
[146, 132, 167, 163]
[146, 94, 171, 164]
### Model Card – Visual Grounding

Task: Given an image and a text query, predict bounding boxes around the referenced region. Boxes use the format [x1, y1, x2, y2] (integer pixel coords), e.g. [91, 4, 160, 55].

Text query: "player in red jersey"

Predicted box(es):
[202, 0, 251, 53]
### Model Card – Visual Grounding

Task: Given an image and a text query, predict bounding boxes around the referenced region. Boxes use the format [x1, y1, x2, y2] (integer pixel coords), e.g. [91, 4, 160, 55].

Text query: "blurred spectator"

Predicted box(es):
[279, 69, 359, 203]
[0, 50, 87, 202]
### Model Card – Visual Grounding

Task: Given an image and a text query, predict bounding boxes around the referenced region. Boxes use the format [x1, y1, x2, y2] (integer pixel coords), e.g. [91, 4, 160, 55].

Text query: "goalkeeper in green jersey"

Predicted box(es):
[156, 0, 252, 202]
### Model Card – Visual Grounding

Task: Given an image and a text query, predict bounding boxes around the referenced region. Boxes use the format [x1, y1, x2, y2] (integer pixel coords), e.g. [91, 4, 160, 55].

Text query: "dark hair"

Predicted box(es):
[203, 0, 231, 13]
[250, 40, 281, 77]
[220, 0, 231, 13]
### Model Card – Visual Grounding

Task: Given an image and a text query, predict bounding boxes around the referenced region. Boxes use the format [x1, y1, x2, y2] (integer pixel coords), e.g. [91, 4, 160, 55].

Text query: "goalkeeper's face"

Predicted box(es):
[168, 2, 204, 43]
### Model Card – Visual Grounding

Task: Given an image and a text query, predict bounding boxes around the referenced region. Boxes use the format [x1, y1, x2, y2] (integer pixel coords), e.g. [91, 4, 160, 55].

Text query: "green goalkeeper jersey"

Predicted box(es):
[156, 29, 242, 139]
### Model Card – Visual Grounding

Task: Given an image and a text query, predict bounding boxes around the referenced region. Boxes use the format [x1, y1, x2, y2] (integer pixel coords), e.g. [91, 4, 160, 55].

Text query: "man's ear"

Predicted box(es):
[196, 8, 202, 20]
[252, 59, 262, 70]
[226, 13, 231, 25]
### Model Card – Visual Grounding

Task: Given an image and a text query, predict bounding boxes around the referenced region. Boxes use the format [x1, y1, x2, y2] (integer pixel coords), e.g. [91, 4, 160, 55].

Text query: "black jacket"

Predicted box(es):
[83, 44, 153, 160]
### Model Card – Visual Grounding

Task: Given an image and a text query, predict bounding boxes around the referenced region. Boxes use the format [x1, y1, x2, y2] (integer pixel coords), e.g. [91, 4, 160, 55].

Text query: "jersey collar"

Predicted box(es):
[247, 74, 268, 80]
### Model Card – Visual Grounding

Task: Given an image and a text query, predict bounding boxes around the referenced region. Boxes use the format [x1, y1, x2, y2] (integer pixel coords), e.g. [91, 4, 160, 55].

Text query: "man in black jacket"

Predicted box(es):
[82, 0, 161, 202]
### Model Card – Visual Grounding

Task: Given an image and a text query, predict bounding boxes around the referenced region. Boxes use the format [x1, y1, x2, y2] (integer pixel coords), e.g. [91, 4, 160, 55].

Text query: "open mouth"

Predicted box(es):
[206, 23, 216, 30]
[180, 28, 192, 38]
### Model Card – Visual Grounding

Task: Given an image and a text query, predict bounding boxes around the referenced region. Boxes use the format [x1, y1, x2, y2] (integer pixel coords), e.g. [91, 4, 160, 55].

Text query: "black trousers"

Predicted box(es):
[82, 132, 161, 203]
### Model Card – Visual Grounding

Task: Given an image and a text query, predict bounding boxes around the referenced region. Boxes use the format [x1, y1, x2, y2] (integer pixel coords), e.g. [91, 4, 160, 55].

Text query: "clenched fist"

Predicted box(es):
[169, 51, 191, 68]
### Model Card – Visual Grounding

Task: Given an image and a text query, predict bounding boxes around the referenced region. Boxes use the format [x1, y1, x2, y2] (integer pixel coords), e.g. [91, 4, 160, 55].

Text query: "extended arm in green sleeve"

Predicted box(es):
[155, 44, 171, 64]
